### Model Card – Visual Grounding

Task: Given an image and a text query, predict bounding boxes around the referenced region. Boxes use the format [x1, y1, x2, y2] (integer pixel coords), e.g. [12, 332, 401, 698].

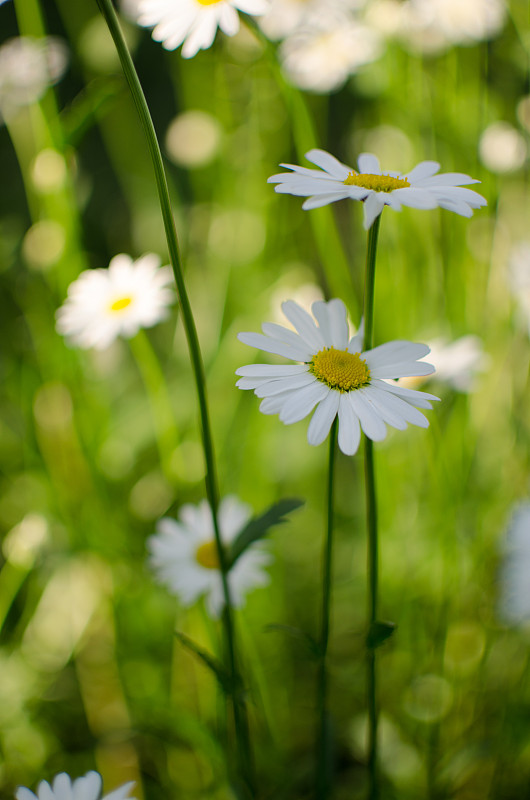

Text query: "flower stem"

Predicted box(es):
[316, 418, 338, 800]
[95, 0, 254, 793]
[363, 214, 382, 800]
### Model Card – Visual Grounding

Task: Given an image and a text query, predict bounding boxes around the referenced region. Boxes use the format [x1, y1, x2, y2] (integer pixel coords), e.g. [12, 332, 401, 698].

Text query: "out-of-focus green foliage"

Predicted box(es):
[0, 0, 529, 798]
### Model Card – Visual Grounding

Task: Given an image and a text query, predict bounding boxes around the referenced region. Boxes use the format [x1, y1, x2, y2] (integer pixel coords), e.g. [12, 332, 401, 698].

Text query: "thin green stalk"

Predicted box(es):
[316, 419, 338, 800]
[363, 214, 382, 800]
[95, 0, 254, 793]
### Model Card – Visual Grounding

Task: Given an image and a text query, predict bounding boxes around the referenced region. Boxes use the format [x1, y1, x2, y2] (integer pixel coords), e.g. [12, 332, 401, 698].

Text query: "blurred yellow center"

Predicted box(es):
[196, 0, 223, 5]
[343, 172, 410, 192]
[110, 296, 133, 312]
[196, 541, 220, 569]
[310, 347, 370, 392]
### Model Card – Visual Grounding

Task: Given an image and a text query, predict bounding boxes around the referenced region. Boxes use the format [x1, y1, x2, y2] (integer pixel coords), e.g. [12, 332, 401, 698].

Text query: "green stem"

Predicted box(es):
[363, 214, 382, 800]
[316, 419, 338, 800]
[95, 0, 253, 793]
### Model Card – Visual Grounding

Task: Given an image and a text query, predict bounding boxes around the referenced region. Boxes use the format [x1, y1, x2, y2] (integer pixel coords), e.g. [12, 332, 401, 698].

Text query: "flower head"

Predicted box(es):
[268, 148, 487, 229]
[148, 496, 273, 617]
[16, 772, 136, 800]
[56, 253, 174, 350]
[236, 299, 439, 456]
[136, 0, 269, 58]
[397, 335, 489, 393]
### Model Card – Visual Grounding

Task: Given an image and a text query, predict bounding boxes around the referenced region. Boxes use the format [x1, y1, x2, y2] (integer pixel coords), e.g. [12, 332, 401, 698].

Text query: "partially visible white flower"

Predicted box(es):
[260, 0, 365, 41]
[236, 298, 439, 457]
[398, 336, 489, 393]
[56, 253, 174, 350]
[0, 36, 68, 122]
[148, 496, 272, 617]
[136, 0, 269, 58]
[397, 0, 506, 53]
[508, 241, 530, 336]
[479, 122, 527, 174]
[16, 771, 136, 800]
[499, 503, 530, 626]
[268, 148, 487, 229]
[279, 17, 381, 93]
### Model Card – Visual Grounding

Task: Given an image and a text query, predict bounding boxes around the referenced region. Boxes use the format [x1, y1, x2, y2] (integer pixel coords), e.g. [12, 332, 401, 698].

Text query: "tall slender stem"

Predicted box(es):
[316, 419, 338, 800]
[363, 214, 382, 800]
[95, 1, 254, 793]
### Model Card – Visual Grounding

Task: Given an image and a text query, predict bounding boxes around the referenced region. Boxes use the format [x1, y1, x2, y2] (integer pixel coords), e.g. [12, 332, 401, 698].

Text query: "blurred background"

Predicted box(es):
[0, 0, 529, 797]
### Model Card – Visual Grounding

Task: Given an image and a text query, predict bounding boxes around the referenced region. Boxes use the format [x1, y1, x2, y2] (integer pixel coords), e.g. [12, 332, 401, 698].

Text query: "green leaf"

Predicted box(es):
[227, 498, 304, 568]
[174, 631, 232, 693]
[366, 620, 396, 650]
[61, 76, 124, 148]
[265, 624, 321, 659]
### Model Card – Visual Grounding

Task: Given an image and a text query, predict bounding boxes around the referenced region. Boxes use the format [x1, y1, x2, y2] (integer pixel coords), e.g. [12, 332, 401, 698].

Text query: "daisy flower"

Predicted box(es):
[268, 148, 487, 229]
[16, 772, 136, 800]
[236, 298, 440, 456]
[56, 253, 174, 350]
[136, 0, 269, 58]
[148, 496, 273, 617]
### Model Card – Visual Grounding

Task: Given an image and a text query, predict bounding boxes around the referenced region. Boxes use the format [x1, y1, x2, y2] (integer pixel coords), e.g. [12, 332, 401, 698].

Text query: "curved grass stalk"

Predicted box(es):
[95, 1, 254, 792]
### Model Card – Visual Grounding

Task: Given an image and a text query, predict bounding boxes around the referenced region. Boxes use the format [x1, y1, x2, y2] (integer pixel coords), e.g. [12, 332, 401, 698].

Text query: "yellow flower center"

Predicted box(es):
[309, 347, 370, 392]
[109, 296, 133, 312]
[196, 540, 220, 569]
[196, 0, 223, 5]
[343, 171, 410, 192]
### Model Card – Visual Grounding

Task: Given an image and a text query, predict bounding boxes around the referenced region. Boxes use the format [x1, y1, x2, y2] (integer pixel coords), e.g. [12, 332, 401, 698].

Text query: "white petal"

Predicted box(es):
[374, 379, 440, 409]
[307, 391, 340, 446]
[302, 192, 351, 209]
[232, 0, 268, 15]
[254, 373, 316, 396]
[435, 198, 474, 217]
[432, 186, 487, 207]
[358, 153, 381, 174]
[237, 331, 311, 362]
[348, 392, 387, 441]
[404, 161, 440, 182]
[367, 386, 430, 428]
[259, 391, 293, 414]
[281, 300, 325, 351]
[369, 361, 435, 378]
[218, 4, 240, 36]
[416, 172, 480, 187]
[391, 187, 439, 209]
[362, 192, 385, 229]
[357, 387, 407, 430]
[337, 394, 361, 456]
[103, 782, 137, 800]
[53, 774, 73, 800]
[279, 382, 330, 424]
[236, 377, 272, 390]
[235, 364, 308, 378]
[261, 321, 308, 349]
[311, 299, 350, 349]
[275, 178, 345, 196]
[365, 340, 431, 367]
[304, 148, 351, 179]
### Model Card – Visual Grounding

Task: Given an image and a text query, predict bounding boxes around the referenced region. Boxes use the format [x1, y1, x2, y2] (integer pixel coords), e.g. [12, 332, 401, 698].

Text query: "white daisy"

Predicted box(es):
[406, 0, 506, 48]
[268, 148, 487, 229]
[136, 0, 269, 58]
[148, 496, 273, 617]
[398, 335, 489, 393]
[236, 298, 440, 456]
[16, 772, 136, 800]
[56, 253, 174, 350]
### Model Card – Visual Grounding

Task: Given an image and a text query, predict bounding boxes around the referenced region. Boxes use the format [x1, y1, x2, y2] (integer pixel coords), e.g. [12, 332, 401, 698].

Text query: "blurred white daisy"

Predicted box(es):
[0, 36, 68, 122]
[268, 149, 487, 229]
[16, 771, 136, 800]
[398, 335, 489, 393]
[148, 496, 273, 617]
[406, 0, 506, 49]
[508, 241, 530, 336]
[499, 502, 530, 626]
[56, 253, 174, 350]
[279, 17, 382, 93]
[236, 298, 439, 456]
[136, 0, 269, 58]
